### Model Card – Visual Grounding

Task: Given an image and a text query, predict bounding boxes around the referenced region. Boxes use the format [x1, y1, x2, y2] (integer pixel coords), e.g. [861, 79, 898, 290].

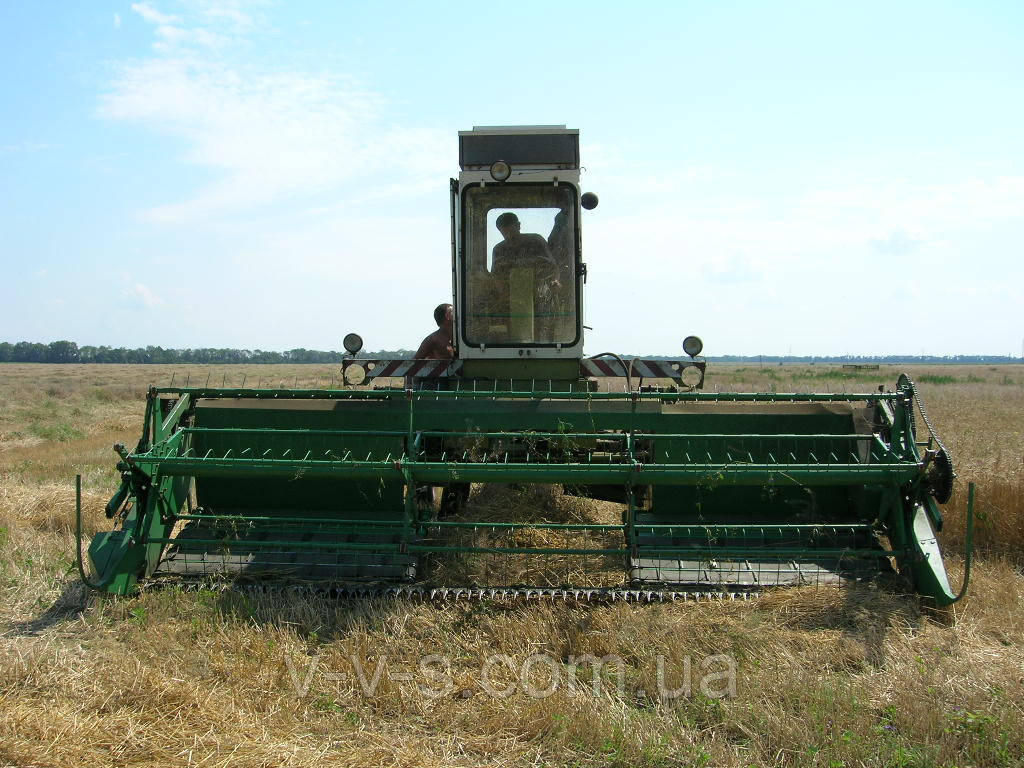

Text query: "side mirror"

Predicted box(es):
[581, 192, 599, 210]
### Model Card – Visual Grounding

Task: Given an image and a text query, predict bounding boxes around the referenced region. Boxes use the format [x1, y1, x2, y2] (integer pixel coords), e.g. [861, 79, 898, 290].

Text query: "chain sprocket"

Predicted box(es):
[925, 447, 955, 505]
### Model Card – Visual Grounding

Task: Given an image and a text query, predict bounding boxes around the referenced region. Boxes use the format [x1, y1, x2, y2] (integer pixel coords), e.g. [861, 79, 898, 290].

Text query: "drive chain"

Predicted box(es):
[898, 372, 956, 503]
[897, 372, 950, 458]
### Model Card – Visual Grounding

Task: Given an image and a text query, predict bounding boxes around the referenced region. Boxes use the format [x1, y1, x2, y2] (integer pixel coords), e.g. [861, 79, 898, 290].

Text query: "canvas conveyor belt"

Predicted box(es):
[79, 382, 971, 605]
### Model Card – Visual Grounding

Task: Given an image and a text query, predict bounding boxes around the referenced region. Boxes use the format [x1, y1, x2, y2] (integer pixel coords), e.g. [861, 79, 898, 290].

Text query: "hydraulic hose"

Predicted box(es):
[948, 482, 976, 603]
[588, 352, 634, 391]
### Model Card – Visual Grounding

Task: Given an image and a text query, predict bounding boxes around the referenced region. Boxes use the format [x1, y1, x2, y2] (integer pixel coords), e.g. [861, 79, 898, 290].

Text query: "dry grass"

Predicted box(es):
[1, 363, 1023, 767]
[423, 484, 627, 588]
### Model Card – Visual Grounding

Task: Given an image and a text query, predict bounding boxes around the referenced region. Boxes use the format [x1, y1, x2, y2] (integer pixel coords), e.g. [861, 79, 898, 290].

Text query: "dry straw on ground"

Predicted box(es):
[1, 363, 1022, 767]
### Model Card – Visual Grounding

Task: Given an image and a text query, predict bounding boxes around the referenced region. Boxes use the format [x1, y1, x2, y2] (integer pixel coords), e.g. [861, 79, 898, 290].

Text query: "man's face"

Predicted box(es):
[443, 306, 454, 333]
[497, 218, 520, 240]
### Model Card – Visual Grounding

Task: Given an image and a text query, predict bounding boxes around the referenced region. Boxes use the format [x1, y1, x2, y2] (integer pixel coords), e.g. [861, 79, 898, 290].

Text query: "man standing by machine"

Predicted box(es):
[414, 303, 456, 359]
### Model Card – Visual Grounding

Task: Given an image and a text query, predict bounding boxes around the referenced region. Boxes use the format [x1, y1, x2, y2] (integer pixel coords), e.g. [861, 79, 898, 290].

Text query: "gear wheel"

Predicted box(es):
[925, 447, 955, 505]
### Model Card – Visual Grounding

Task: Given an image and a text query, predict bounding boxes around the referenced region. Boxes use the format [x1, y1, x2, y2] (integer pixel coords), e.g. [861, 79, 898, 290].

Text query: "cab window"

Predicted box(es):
[462, 185, 577, 347]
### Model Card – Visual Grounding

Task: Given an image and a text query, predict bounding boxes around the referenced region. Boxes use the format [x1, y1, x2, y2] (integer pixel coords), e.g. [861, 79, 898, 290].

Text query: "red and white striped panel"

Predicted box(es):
[579, 358, 702, 380]
[347, 357, 699, 381]
[350, 359, 464, 379]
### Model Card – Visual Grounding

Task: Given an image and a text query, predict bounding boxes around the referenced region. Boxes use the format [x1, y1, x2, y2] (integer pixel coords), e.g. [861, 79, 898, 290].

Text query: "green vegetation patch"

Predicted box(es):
[29, 420, 85, 442]
[916, 373, 986, 385]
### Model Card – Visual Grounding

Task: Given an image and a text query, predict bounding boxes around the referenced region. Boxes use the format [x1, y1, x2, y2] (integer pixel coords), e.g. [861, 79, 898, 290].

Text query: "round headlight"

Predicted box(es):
[343, 333, 363, 355]
[489, 160, 512, 182]
[682, 335, 703, 358]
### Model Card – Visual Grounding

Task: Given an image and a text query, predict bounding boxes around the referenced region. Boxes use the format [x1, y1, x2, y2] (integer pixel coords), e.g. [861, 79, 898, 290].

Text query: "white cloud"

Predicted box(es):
[589, 169, 1024, 274]
[91, 1, 460, 351]
[701, 254, 762, 284]
[192, 0, 258, 32]
[101, 3, 447, 224]
[871, 230, 921, 255]
[122, 281, 165, 309]
[114, 13, 122, 29]
[131, 2, 180, 26]
[0, 141, 50, 154]
[130, 2, 237, 52]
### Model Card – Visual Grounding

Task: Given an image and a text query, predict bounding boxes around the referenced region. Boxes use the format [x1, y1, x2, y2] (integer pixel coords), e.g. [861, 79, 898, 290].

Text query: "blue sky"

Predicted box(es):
[1, 1, 1022, 356]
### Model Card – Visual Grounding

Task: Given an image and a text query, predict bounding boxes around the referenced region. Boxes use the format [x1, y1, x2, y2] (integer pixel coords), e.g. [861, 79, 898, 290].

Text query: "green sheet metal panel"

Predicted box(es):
[192, 398, 407, 517]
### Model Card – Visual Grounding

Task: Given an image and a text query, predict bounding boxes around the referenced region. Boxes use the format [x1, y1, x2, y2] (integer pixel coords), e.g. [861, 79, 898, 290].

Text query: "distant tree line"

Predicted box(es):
[0, 341, 353, 364]
[657, 354, 1023, 365]
[0, 340, 1019, 365]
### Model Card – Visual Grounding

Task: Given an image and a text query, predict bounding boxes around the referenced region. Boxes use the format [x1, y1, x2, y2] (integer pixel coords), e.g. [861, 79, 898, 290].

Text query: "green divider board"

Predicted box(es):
[192, 398, 407, 517]
[647, 403, 867, 522]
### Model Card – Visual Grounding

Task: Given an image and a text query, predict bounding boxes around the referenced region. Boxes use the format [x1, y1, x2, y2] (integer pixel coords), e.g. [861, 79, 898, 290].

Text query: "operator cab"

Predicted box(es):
[340, 125, 704, 391]
[453, 126, 591, 361]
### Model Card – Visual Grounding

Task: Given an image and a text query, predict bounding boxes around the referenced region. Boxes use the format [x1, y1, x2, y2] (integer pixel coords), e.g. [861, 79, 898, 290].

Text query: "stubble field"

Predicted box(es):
[0, 363, 1021, 767]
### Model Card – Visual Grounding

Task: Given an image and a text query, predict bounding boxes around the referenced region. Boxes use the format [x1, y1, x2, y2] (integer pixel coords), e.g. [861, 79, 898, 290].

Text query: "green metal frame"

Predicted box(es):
[79, 380, 971, 604]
